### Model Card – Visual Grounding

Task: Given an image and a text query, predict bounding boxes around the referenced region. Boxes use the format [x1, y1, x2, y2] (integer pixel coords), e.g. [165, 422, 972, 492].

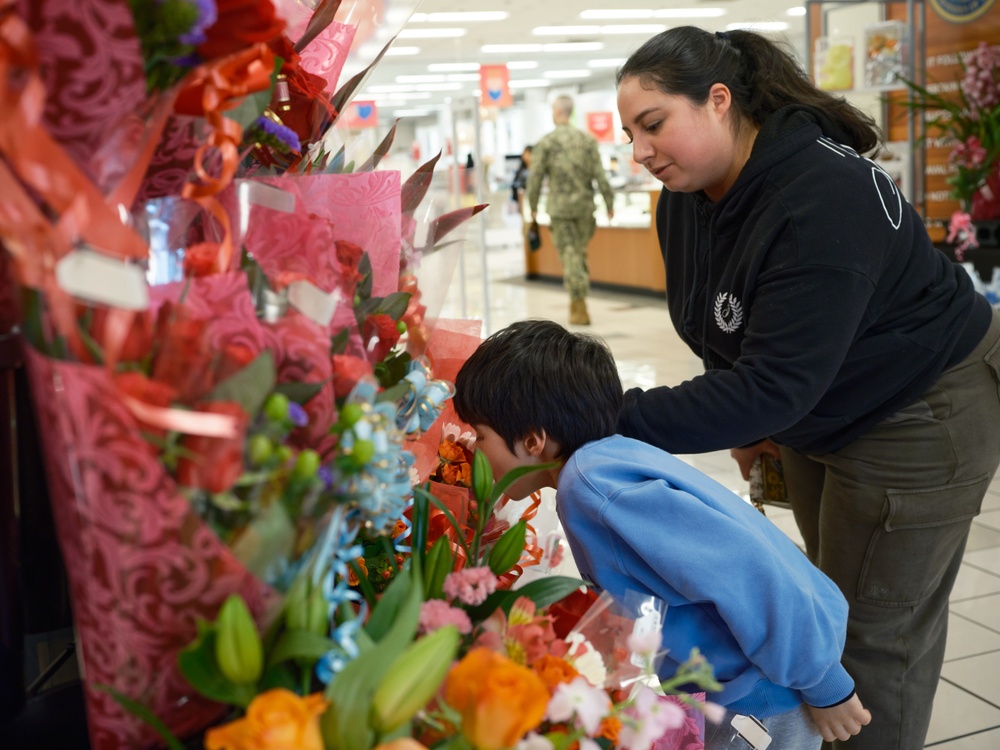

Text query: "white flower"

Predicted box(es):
[566, 633, 608, 688]
[703, 701, 727, 725]
[546, 677, 612, 736]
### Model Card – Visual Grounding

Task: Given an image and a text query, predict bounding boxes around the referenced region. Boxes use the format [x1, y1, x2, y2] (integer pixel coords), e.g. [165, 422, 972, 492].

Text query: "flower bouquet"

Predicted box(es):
[900, 42, 1000, 257]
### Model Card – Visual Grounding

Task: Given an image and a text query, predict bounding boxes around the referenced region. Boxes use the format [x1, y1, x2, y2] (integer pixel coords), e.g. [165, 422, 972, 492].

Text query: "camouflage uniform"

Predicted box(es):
[526, 124, 615, 301]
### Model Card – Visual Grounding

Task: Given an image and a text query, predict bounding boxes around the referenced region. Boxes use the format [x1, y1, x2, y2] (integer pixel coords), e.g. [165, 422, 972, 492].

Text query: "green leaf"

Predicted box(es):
[423, 536, 454, 599]
[205, 351, 277, 417]
[374, 354, 412, 390]
[94, 684, 187, 750]
[465, 576, 587, 623]
[267, 629, 338, 666]
[177, 625, 256, 707]
[330, 38, 395, 120]
[491, 461, 559, 504]
[273, 380, 325, 405]
[330, 328, 351, 354]
[471, 450, 494, 505]
[486, 520, 527, 576]
[323, 565, 423, 750]
[375, 291, 412, 320]
[364, 563, 414, 642]
[259, 662, 299, 693]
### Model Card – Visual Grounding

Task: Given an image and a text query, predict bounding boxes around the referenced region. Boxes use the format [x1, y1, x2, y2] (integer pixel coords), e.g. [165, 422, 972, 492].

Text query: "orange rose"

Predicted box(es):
[438, 440, 469, 463]
[348, 557, 368, 586]
[204, 688, 328, 750]
[532, 654, 580, 692]
[439, 461, 471, 487]
[598, 715, 622, 743]
[443, 648, 548, 750]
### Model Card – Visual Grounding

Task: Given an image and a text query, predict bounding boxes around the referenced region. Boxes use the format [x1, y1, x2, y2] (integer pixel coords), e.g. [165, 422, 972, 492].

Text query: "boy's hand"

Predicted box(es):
[807, 694, 872, 742]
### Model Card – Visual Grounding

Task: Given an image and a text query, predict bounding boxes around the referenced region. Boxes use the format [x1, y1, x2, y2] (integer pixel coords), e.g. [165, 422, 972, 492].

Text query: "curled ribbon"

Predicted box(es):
[175, 43, 277, 275]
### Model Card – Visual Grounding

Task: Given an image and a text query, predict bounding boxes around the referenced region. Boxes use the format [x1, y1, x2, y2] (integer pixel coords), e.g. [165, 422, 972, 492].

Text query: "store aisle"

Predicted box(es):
[440, 199, 1000, 749]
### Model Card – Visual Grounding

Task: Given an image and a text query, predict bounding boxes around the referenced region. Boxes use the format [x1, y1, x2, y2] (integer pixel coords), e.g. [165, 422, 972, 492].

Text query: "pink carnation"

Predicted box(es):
[419, 599, 472, 635]
[443, 566, 498, 606]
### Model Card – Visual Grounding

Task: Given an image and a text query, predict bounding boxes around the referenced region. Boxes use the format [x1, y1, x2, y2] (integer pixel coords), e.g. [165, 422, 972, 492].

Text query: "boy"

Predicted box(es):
[453, 320, 870, 750]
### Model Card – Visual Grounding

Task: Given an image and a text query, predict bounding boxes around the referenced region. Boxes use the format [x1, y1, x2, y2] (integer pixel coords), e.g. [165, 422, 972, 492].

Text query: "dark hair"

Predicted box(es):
[454, 319, 622, 459]
[616, 26, 883, 155]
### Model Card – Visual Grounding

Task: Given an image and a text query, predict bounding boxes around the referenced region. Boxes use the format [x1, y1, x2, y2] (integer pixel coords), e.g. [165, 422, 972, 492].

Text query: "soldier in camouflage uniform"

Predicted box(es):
[527, 95, 615, 325]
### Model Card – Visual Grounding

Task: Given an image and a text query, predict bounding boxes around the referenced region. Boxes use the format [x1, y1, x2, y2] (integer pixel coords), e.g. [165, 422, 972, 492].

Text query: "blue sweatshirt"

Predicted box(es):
[557, 435, 855, 718]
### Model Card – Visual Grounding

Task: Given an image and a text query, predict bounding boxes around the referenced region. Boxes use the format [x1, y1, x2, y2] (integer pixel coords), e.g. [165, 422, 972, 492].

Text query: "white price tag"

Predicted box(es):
[731, 714, 772, 750]
[288, 280, 340, 327]
[56, 249, 148, 310]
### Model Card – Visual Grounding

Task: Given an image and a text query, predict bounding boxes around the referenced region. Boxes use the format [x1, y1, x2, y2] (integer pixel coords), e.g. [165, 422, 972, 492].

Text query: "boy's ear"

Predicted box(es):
[521, 429, 548, 457]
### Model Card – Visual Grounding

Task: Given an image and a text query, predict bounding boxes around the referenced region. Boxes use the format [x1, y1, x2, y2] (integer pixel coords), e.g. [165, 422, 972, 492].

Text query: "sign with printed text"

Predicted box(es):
[345, 100, 379, 129]
[479, 64, 512, 108]
[586, 111, 616, 143]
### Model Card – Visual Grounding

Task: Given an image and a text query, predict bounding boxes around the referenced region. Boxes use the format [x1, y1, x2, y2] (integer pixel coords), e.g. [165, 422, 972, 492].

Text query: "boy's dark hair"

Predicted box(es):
[454, 319, 622, 458]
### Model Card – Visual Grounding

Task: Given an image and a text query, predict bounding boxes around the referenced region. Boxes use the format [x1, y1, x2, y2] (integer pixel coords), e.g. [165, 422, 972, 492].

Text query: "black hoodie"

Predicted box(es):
[618, 105, 993, 455]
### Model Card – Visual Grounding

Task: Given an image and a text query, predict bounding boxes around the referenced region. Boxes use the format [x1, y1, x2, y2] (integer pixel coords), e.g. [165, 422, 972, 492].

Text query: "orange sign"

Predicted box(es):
[586, 111, 615, 143]
[479, 64, 512, 108]
[345, 100, 379, 129]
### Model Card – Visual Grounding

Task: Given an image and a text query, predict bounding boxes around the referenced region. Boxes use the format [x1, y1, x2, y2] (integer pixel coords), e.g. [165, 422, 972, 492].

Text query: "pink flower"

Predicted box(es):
[443, 566, 498, 606]
[619, 686, 687, 750]
[947, 210, 980, 261]
[419, 599, 472, 635]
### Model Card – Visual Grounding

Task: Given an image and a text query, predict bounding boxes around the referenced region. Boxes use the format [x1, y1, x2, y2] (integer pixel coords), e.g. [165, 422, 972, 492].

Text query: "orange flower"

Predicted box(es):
[443, 648, 549, 750]
[532, 654, 580, 692]
[438, 440, 469, 463]
[439, 461, 471, 487]
[598, 715, 622, 743]
[348, 557, 368, 586]
[204, 688, 328, 750]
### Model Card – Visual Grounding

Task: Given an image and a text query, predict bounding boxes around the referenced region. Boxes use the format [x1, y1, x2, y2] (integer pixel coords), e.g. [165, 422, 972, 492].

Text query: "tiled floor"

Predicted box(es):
[440, 197, 1000, 748]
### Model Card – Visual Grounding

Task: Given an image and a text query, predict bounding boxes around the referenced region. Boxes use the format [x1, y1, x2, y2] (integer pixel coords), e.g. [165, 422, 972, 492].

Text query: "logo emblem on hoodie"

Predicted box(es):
[714, 292, 743, 333]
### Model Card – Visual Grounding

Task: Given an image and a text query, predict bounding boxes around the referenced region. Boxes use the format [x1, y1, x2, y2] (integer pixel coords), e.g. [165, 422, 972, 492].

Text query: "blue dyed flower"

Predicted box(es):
[396, 357, 455, 436]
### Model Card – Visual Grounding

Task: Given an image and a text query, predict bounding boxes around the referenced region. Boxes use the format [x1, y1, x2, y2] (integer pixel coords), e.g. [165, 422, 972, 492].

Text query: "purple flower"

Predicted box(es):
[254, 116, 302, 153]
[177, 0, 218, 46]
[287, 401, 309, 427]
[318, 466, 334, 491]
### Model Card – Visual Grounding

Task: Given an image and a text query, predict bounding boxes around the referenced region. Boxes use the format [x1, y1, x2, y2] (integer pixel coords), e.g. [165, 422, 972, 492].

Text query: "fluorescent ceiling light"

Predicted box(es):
[482, 44, 543, 53]
[543, 42, 604, 52]
[368, 92, 433, 102]
[588, 58, 626, 68]
[543, 70, 592, 79]
[533, 26, 599, 35]
[447, 73, 483, 82]
[409, 12, 508, 22]
[655, 9, 727, 18]
[786, 6, 807, 15]
[726, 21, 790, 31]
[397, 28, 466, 39]
[509, 79, 551, 89]
[392, 109, 438, 117]
[507, 61, 538, 70]
[413, 82, 463, 91]
[428, 62, 480, 72]
[580, 8, 726, 19]
[369, 84, 425, 93]
[533, 24, 665, 36]
[385, 46, 421, 56]
[397, 75, 447, 83]
[601, 24, 667, 34]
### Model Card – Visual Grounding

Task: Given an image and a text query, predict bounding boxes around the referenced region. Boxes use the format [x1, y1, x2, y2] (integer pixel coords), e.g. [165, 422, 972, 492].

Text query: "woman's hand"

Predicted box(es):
[807, 694, 872, 742]
[729, 439, 781, 481]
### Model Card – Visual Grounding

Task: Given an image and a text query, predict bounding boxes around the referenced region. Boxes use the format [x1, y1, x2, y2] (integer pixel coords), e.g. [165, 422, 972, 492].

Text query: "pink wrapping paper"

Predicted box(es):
[23, 347, 277, 750]
[653, 695, 706, 750]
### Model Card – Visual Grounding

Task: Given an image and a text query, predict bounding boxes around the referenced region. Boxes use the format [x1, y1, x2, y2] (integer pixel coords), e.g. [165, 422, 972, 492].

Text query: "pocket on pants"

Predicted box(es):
[857, 473, 989, 606]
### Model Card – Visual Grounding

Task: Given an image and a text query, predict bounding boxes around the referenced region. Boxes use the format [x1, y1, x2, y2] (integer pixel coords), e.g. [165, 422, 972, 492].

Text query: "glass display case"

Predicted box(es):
[524, 186, 666, 295]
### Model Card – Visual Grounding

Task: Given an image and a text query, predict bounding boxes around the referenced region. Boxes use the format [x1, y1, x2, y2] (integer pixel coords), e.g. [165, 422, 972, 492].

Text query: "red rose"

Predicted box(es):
[183, 242, 223, 277]
[71, 306, 154, 364]
[151, 302, 218, 403]
[331, 354, 373, 399]
[335, 240, 365, 298]
[175, 401, 248, 494]
[197, 0, 286, 62]
[362, 313, 402, 363]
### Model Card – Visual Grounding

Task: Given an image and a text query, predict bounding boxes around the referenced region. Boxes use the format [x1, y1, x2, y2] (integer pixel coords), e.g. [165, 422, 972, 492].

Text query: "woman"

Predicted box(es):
[615, 26, 1000, 750]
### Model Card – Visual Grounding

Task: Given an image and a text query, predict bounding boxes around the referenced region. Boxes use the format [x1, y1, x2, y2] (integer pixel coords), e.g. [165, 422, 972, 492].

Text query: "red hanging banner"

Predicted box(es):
[479, 64, 512, 108]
